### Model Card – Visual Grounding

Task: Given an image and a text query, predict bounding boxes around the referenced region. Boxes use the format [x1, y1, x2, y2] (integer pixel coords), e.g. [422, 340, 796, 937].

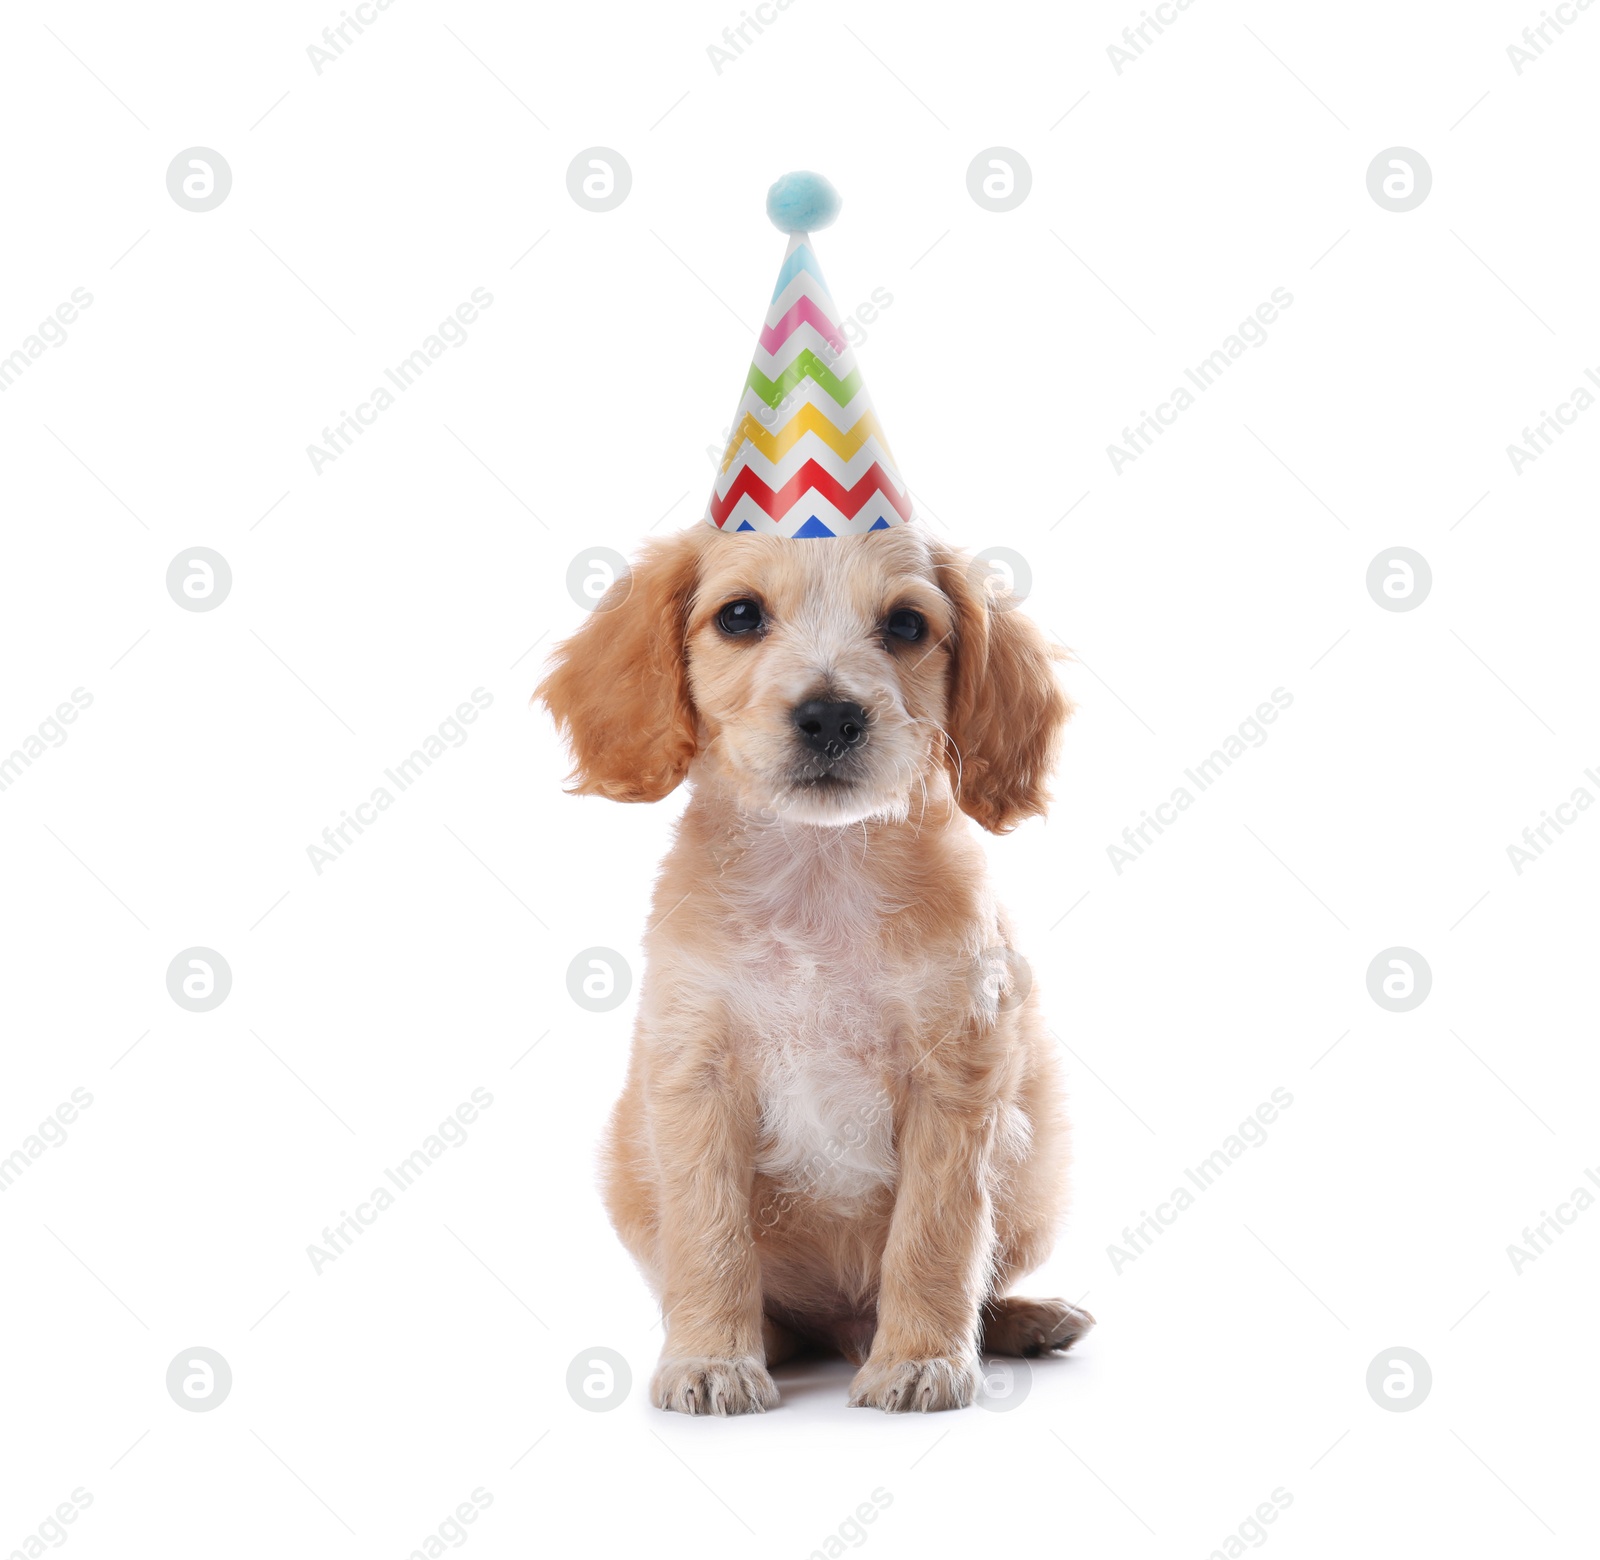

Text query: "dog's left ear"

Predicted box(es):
[535, 527, 706, 802]
[932, 540, 1073, 834]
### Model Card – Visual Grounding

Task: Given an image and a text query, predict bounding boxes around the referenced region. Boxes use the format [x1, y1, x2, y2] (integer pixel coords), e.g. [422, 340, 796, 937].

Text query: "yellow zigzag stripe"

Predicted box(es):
[720, 403, 896, 476]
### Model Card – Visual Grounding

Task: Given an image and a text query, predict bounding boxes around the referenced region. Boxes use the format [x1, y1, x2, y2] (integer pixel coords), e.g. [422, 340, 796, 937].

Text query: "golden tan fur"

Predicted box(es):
[536, 524, 1092, 1413]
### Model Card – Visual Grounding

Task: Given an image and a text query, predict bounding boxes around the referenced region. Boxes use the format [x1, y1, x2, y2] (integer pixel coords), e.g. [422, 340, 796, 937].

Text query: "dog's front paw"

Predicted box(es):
[651, 1355, 779, 1416]
[848, 1354, 979, 1413]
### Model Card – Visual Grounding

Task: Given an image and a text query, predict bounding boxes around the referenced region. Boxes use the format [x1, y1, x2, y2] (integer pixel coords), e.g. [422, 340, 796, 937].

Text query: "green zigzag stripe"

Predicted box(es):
[744, 350, 863, 408]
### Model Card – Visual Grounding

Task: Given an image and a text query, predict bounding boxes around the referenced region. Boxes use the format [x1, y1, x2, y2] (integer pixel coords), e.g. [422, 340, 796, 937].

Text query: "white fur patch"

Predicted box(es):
[755, 1037, 896, 1206]
[702, 822, 915, 1207]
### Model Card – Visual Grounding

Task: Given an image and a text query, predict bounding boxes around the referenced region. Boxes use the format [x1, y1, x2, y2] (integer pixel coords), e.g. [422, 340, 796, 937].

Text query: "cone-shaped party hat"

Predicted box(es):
[705, 172, 913, 537]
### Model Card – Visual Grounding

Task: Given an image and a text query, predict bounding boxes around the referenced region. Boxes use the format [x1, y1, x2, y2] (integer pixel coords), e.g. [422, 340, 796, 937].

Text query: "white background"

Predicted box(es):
[2, 1, 1597, 1556]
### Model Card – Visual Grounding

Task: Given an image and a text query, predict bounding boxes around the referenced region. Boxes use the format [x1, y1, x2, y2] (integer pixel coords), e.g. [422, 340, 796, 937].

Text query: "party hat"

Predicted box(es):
[705, 172, 913, 537]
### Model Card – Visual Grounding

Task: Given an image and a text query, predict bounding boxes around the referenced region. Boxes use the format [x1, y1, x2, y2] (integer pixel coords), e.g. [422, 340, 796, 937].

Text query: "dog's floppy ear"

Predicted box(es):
[931, 539, 1072, 834]
[535, 528, 705, 802]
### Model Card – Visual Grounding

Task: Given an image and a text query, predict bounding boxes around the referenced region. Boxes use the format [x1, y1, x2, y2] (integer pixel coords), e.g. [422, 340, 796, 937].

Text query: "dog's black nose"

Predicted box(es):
[793, 699, 869, 756]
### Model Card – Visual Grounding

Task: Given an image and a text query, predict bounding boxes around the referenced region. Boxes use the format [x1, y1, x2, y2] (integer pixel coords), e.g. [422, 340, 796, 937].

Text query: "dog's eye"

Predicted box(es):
[717, 599, 763, 636]
[885, 608, 926, 643]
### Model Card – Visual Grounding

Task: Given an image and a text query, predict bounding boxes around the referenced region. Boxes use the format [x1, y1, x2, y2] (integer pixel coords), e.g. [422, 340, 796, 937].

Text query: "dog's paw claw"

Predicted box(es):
[651, 1356, 778, 1416]
[848, 1355, 979, 1413]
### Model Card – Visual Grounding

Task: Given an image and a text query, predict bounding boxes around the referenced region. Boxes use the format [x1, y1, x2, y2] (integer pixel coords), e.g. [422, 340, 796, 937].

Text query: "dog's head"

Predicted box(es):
[535, 525, 1070, 832]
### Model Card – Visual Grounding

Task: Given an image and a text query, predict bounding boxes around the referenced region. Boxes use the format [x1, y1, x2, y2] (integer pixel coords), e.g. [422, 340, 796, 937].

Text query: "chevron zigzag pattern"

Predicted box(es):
[718, 404, 896, 476]
[708, 460, 914, 528]
[706, 232, 911, 537]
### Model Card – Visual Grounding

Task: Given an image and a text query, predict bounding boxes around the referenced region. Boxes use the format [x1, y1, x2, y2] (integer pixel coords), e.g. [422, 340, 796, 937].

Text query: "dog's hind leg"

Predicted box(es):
[762, 1313, 803, 1367]
[979, 1295, 1095, 1357]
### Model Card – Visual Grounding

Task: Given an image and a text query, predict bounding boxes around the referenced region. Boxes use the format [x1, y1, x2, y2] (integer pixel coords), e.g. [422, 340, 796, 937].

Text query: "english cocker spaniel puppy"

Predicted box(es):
[537, 522, 1091, 1413]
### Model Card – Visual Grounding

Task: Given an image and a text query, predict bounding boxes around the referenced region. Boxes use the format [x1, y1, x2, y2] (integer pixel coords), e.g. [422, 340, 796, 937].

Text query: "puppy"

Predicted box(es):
[536, 522, 1092, 1413]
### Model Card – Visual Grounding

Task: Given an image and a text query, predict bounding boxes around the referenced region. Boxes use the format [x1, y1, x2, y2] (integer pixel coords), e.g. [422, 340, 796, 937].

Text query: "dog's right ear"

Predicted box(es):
[535, 528, 705, 802]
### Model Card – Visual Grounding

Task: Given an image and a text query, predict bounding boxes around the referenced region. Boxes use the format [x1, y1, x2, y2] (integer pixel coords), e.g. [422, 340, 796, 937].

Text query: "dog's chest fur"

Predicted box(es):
[711, 827, 943, 1207]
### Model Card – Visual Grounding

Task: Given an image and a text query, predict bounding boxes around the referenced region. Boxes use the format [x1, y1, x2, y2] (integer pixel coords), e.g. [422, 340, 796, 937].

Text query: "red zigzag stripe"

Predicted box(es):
[710, 460, 912, 527]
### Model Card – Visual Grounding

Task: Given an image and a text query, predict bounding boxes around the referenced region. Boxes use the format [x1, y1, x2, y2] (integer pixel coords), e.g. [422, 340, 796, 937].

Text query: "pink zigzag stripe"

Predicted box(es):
[759, 295, 846, 355]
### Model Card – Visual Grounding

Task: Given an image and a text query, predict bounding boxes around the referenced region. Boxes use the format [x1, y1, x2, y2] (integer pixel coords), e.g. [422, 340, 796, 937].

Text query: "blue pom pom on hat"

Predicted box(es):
[765, 171, 842, 234]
